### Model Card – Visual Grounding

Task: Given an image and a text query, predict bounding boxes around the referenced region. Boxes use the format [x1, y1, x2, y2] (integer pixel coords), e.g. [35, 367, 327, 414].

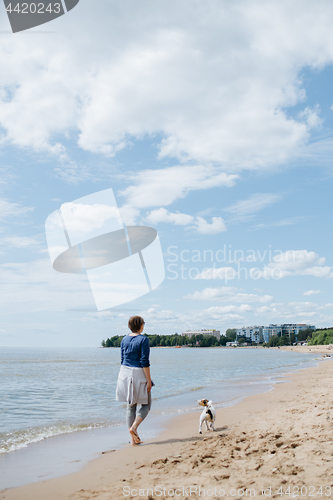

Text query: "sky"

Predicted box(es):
[0, 0, 333, 347]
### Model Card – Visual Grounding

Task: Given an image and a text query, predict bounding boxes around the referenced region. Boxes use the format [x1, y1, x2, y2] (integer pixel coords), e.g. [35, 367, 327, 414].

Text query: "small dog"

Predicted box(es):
[197, 399, 216, 434]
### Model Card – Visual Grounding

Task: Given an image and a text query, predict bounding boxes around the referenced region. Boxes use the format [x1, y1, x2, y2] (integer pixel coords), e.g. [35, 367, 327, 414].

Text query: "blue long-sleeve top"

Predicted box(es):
[120, 334, 150, 368]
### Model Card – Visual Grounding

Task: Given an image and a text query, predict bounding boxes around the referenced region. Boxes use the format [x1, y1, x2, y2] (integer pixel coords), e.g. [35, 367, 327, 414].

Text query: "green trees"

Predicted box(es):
[101, 333, 221, 347]
[101, 328, 333, 348]
[297, 328, 314, 342]
[225, 328, 237, 340]
[268, 334, 291, 347]
[268, 335, 278, 347]
[308, 328, 333, 345]
[219, 336, 232, 346]
[102, 335, 124, 347]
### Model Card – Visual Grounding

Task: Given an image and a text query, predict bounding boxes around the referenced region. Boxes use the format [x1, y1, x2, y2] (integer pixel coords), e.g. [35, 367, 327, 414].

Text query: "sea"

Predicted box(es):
[0, 346, 322, 490]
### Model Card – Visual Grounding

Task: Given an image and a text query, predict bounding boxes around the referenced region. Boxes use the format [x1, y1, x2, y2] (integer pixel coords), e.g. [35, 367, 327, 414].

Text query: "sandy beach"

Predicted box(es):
[277, 344, 333, 355]
[1, 354, 333, 500]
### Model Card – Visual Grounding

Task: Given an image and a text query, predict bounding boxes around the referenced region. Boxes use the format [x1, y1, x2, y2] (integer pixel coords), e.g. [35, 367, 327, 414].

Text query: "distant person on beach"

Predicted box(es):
[116, 315, 152, 445]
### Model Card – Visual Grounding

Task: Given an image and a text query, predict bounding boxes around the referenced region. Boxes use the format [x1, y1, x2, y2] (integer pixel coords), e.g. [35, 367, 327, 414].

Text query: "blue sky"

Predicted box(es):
[0, 0, 333, 347]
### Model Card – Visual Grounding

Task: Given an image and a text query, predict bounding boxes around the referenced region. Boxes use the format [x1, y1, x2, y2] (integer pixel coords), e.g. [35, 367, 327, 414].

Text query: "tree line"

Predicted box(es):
[264, 328, 333, 347]
[101, 327, 333, 348]
[101, 329, 238, 348]
[308, 327, 333, 345]
[264, 327, 315, 347]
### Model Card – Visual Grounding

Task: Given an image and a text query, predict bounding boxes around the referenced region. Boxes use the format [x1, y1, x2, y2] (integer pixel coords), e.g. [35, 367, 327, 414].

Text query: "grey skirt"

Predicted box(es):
[115, 365, 149, 405]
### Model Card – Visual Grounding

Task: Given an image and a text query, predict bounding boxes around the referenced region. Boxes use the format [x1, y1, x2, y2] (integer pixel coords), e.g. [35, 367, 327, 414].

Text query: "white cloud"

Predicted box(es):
[121, 166, 238, 208]
[251, 299, 333, 330]
[251, 250, 333, 279]
[119, 204, 140, 226]
[0, 166, 16, 191]
[53, 160, 98, 185]
[1, 1, 333, 173]
[225, 193, 282, 221]
[86, 302, 251, 333]
[145, 208, 193, 226]
[193, 250, 332, 282]
[196, 267, 237, 280]
[0, 259, 95, 314]
[253, 300, 333, 326]
[303, 289, 321, 296]
[84, 310, 120, 322]
[186, 286, 273, 303]
[190, 216, 227, 235]
[143, 307, 184, 322]
[145, 207, 227, 234]
[298, 138, 333, 170]
[85, 298, 333, 335]
[298, 105, 322, 129]
[0, 198, 33, 220]
[0, 236, 41, 249]
[60, 202, 122, 234]
[138, 304, 250, 330]
[250, 216, 305, 230]
[256, 306, 274, 315]
[273, 250, 325, 269]
[202, 304, 252, 314]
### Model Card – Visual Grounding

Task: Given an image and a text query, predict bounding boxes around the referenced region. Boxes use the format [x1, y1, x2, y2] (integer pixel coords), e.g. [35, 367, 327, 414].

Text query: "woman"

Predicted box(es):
[116, 315, 152, 445]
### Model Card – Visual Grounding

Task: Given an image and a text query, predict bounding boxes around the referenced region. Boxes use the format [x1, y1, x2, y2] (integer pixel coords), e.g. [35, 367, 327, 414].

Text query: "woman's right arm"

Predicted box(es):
[120, 339, 124, 364]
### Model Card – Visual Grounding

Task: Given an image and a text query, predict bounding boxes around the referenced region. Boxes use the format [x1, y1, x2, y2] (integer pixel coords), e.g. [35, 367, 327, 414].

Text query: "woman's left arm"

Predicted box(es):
[143, 366, 152, 393]
[141, 337, 151, 392]
[140, 337, 150, 368]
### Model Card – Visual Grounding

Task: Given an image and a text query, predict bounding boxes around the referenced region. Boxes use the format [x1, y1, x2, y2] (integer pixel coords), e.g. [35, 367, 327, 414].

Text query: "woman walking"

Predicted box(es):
[116, 316, 152, 445]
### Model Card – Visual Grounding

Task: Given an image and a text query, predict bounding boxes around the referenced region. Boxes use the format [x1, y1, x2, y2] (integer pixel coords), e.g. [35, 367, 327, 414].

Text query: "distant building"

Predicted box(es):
[236, 325, 263, 343]
[236, 324, 315, 344]
[182, 329, 221, 341]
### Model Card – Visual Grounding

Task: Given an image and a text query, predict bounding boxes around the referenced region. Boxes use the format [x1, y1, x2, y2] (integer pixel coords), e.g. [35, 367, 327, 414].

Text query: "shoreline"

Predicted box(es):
[0, 349, 321, 487]
[1, 354, 332, 500]
[1, 348, 321, 472]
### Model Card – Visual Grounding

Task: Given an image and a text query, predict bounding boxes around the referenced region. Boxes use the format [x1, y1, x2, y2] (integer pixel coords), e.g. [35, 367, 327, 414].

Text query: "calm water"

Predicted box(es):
[0, 346, 321, 457]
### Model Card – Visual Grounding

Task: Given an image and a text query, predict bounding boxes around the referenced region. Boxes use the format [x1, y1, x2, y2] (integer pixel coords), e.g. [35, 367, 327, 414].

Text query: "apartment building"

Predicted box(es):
[182, 329, 221, 341]
[236, 324, 315, 343]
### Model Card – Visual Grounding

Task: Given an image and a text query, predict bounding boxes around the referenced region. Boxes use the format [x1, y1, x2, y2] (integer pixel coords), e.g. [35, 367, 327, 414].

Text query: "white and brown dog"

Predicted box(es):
[197, 399, 216, 434]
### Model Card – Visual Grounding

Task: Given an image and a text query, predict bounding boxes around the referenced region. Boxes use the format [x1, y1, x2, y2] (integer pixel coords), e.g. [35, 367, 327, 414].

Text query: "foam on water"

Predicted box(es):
[0, 420, 122, 454]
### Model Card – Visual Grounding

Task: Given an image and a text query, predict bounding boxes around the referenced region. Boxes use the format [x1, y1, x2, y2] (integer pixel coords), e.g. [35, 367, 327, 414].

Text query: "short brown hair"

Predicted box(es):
[128, 315, 145, 333]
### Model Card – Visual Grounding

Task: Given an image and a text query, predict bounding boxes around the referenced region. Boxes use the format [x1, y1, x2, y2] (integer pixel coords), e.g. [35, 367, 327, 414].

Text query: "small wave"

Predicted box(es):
[0, 421, 119, 455]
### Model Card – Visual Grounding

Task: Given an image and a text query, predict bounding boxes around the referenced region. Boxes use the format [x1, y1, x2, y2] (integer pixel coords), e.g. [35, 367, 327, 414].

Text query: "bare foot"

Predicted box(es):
[129, 427, 142, 444]
[130, 437, 137, 446]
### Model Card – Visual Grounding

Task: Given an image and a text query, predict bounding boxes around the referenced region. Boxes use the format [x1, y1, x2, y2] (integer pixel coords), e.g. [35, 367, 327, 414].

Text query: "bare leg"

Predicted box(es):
[129, 392, 152, 445]
[129, 415, 143, 445]
[126, 404, 141, 445]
